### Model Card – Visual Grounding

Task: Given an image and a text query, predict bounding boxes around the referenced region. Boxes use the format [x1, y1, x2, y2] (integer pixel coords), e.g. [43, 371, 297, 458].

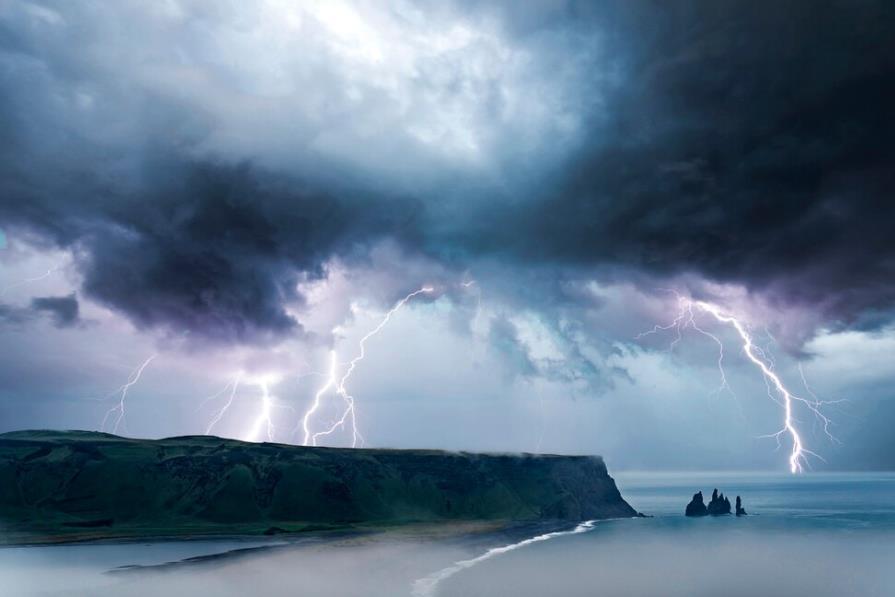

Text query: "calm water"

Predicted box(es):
[438, 472, 895, 597]
[2, 472, 893, 596]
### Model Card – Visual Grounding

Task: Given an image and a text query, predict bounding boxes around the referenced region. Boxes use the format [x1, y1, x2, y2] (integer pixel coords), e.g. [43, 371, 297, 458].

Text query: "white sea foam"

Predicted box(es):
[411, 520, 598, 597]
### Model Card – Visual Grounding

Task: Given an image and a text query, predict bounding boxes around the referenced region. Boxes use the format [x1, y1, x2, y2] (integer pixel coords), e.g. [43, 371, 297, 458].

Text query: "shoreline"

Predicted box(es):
[1, 517, 641, 597]
[3, 474, 893, 597]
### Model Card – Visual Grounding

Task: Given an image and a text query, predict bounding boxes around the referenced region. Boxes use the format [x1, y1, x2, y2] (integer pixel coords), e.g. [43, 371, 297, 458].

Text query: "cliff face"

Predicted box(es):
[0, 431, 636, 543]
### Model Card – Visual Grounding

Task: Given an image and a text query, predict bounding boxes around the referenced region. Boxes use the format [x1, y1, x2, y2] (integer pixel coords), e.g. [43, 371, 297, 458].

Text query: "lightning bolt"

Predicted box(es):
[243, 379, 275, 443]
[797, 361, 845, 443]
[99, 354, 157, 435]
[200, 370, 304, 442]
[201, 373, 243, 436]
[0, 262, 63, 297]
[298, 351, 338, 446]
[636, 297, 734, 401]
[639, 293, 840, 473]
[300, 285, 434, 447]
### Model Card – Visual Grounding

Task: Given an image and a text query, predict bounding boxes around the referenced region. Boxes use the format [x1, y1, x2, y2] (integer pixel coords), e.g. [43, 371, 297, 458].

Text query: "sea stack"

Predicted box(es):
[685, 491, 708, 516]
[686, 488, 740, 516]
[706, 488, 732, 515]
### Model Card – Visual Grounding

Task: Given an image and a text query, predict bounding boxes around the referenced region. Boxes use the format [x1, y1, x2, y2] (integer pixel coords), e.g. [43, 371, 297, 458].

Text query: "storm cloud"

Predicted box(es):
[506, 1, 895, 330]
[30, 293, 79, 327]
[0, 0, 893, 344]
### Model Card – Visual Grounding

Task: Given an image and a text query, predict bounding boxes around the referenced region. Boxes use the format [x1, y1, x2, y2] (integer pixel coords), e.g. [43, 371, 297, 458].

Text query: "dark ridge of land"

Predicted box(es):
[0, 430, 637, 545]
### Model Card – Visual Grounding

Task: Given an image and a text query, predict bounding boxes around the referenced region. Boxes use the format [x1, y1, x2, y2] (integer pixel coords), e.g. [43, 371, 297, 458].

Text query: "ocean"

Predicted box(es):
[2, 472, 893, 596]
[434, 471, 895, 596]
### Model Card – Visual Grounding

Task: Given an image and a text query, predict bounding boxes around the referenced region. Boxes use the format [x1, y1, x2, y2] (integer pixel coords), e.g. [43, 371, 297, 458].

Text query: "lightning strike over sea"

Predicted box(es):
[638, 293, 839, 473]
[2, 2, 894, 594]
[300, 285, 434, 448]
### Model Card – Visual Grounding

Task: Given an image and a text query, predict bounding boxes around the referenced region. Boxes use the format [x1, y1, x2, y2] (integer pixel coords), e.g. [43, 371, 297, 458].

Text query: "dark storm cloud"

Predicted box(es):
[0, 62, 419, 344]
[74, 161, 421, 344]
[0, 149, 419, 343]
[30, 293, 79, 328]
[483, 0, 895, 329]
[0, 1, 893, 344]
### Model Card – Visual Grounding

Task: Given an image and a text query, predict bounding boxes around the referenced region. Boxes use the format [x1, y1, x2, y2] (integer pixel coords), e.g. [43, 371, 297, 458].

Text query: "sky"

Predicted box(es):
[0, 0, 893, 471]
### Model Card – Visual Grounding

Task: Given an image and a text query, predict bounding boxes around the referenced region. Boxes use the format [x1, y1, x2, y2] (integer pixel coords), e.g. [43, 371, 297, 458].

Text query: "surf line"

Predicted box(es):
[411, 519, 598, 597]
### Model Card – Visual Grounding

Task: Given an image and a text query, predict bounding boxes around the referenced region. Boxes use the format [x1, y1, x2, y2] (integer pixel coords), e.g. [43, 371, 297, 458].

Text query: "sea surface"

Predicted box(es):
[435, 471, 895, 597]
[2, 472, 893, 596]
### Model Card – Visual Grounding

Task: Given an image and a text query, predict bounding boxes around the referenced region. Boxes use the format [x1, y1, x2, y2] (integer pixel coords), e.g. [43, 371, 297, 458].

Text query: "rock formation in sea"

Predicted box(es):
[686, 488, 740, 516]
[685, 491, 708, 516]
[706, 488, 732, 515]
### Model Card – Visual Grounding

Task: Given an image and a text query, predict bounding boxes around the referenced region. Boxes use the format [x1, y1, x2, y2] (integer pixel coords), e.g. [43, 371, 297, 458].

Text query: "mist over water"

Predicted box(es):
[434, 472, 895, 597]
[441, 525, 894, 597]
[1, 535, 473, 597]
[2, 473, 893, 596]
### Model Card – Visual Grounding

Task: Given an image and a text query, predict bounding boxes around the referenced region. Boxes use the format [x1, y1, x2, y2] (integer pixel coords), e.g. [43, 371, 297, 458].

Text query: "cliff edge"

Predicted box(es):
[0, 430, 637, 543]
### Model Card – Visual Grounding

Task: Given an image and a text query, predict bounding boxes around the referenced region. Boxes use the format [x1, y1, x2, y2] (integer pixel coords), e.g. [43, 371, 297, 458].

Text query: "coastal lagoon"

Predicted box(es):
[3, 472, 893, 596]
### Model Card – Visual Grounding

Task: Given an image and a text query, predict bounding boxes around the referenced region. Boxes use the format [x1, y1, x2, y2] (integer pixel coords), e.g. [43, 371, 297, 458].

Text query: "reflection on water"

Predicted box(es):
[1, 473, 893, 597]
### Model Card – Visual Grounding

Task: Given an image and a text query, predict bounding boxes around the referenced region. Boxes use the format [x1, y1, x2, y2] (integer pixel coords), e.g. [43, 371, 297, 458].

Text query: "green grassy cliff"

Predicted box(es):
[0, 430, 636, 544]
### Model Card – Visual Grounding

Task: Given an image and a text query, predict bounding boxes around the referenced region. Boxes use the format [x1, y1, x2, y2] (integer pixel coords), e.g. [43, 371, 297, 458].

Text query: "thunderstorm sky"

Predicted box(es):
[0, 1, 893, 470]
